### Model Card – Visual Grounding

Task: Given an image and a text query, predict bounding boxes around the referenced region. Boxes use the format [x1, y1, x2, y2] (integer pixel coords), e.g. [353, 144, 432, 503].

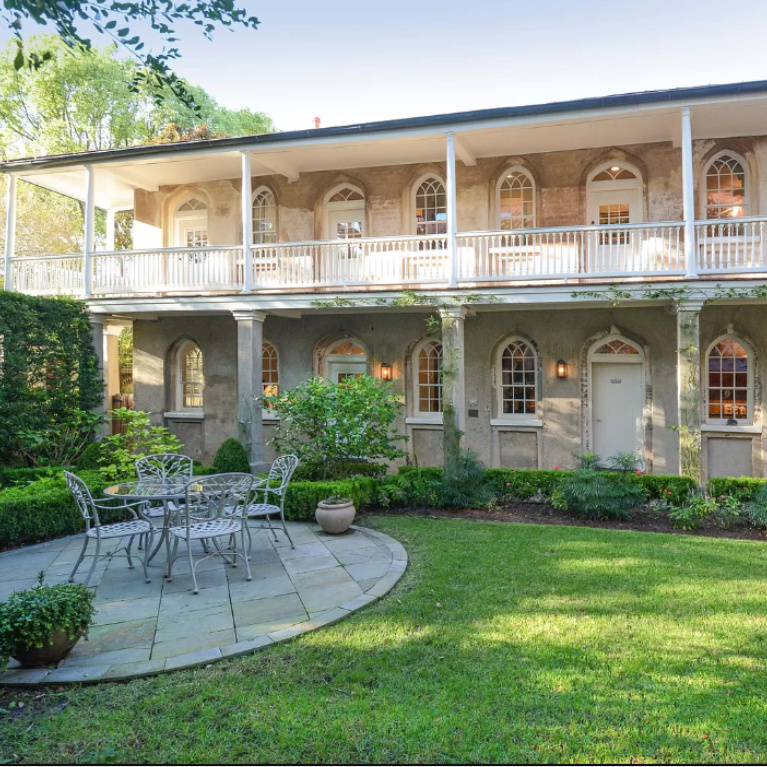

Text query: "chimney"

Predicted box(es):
[313, 116, 321, 129]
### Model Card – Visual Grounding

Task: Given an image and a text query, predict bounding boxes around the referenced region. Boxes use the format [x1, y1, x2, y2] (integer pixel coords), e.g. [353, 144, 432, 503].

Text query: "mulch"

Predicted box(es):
[372, 502, 767, 541]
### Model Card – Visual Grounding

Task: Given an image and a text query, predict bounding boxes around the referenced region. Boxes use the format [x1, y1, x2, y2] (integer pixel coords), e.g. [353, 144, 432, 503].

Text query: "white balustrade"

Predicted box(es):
[8, 219, 767, 297]
[696, 218, 766, 273]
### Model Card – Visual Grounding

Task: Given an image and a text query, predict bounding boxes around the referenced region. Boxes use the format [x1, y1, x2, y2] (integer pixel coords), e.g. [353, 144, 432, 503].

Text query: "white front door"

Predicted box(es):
[587, 188, 644, 227]
[328, 206, 365, 241]
[592, 361, 644, 460]
[326, 360, 367, 383]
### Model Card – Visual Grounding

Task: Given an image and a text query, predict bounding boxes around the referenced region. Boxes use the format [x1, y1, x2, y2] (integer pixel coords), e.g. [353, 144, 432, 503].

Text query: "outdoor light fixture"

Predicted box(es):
[556, 360, 567, 379]
[380, 363, 392, 381]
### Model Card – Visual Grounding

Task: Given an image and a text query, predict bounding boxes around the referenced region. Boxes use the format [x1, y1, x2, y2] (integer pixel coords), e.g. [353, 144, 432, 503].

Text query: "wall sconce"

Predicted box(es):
[380, 363, 392, 381]
[556, 360, 567, 379]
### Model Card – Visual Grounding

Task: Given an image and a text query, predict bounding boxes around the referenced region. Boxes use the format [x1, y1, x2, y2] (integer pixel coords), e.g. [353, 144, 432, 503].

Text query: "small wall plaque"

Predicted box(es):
[468, 409, 479, 418]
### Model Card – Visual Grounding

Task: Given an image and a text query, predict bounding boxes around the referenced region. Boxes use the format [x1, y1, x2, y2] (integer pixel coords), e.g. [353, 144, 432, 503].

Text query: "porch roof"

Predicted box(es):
[3, 79, 767, 211]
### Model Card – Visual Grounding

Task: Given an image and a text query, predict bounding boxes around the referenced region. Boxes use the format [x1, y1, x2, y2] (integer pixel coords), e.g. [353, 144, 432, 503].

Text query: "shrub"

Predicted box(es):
[192, 462, 219, 477]
[0, 470, 117, 549]
[486, 469, 569, 501]
[707, 476, 767, 503]
[0, 578, 96, 667]
[294, 460, 387, 482]
[0, 294, 103, 467]
[264, 376, 406, 479]
[98, 409, 183, 480]
[552, 469, 645, 520]
[744, 484, 767, 528]
[668, 494, 719, 530]
[283, 478, 377, 521]
[440, 450, 495, 509]
[75, 441, 104, 471]
[376, 470, 442, 508]
[627, 474, 696, 507]
[212, 438, 251, 473]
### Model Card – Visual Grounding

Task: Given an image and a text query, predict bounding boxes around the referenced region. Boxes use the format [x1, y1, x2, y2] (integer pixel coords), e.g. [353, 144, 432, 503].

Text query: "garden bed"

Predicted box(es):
[377, 501, 767, 541]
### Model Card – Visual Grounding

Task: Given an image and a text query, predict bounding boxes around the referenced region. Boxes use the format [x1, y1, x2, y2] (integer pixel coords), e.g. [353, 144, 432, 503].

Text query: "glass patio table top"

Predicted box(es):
[104, 479, 201, 499]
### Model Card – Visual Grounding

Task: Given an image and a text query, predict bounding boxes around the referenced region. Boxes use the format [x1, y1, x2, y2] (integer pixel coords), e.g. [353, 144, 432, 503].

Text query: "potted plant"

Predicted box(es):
[315, 494, 356, 534]
[0, 576, 96, 668]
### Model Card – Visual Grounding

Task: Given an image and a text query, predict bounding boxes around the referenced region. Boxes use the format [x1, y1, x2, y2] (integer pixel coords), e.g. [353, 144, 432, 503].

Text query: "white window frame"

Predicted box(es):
[496, 166, 536, 230]
[702, 150, 750, 221]
[324, 184, 365, 240]
[412, 338, 443, 421]
[173, 196, 208, 248]
[494, 336, 540, 423]
[175, 340, 204, 413]
[262, 340, 279, 397]
[252, 186, 277, 245]
[412, 175, 447, 237]
[704, 334, 754, 426]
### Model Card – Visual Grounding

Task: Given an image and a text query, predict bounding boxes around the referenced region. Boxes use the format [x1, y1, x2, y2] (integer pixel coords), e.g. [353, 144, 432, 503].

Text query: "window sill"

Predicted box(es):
[262, 414, 280, 423]
[405, 417, 443, 426]
[701, 424, 760, 434]
[164, 411, 205, 421]
[490, 419, 543, 428]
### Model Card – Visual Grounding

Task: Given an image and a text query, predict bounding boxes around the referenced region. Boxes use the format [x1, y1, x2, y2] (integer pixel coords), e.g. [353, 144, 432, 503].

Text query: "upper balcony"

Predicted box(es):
[8, 218, 767, 298]
[5, 80, 767, 301]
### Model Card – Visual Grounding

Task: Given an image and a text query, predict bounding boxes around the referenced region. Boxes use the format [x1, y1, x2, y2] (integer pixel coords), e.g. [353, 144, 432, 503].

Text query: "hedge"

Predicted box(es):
[707, 476, 767, 502]
[283, 478, 378, 521]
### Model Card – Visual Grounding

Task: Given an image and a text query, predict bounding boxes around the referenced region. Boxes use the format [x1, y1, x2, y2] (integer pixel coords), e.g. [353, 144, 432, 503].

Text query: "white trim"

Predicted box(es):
[4, 174, 16, 291]
[164, 411, 205, 421]
[405, 416, 443, 426]
[495, 165, 536, 230]
[412, 337, 443, 418]
[411, 173, 446, 236]
[702, 149, 750, 220]
[175, 339, 204, 413]
[173, 195, 208, 248]
[491, 419, 543, 428]
[493, 334, 541, 422]
[701, 424, 761, 434]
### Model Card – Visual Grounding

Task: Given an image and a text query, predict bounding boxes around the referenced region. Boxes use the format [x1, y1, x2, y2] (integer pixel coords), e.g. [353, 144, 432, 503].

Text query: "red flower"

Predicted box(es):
[636, 470, 643, 475]
[554, 466, 559, 470]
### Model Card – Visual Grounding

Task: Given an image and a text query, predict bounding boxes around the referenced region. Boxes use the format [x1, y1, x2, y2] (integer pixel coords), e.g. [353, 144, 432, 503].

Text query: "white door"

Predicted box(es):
[587, 188, 644, 227]
[592, 361, 644, 460]
[327, 205, 365, 281]
[328, 207, 365, 240]
[587, 188, 644, 272]
[326, 360, 367, 383]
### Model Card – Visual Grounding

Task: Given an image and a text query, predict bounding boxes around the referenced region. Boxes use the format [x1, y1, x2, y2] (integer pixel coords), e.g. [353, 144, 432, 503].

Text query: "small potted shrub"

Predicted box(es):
[315, 494, 356, 534]
[0, 577, 96, 668]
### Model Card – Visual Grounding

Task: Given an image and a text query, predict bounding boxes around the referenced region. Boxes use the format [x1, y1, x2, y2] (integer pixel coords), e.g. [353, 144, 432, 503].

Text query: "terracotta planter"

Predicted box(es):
[315, 499, 356, 534]
[11, 627, 84, 668]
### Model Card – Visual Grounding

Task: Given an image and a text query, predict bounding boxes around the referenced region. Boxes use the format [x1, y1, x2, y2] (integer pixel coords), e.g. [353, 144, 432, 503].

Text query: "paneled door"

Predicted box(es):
[592, 360, 644, 460]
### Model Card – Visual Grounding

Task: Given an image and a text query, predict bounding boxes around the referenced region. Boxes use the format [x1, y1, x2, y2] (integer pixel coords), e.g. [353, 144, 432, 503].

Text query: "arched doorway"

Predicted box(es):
[586, 162, 644, 227]
[588, 335, 645, 462]
[323, 339, 368, 383]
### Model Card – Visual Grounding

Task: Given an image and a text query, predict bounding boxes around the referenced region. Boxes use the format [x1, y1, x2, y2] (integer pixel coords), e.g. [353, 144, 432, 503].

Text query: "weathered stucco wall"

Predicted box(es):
[131, 138, 767, 244]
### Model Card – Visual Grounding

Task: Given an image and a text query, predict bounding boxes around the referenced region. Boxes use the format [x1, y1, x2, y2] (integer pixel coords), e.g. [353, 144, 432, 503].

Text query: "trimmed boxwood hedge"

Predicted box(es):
[707, 476, 767, 502]
[283, 478, 378, 521]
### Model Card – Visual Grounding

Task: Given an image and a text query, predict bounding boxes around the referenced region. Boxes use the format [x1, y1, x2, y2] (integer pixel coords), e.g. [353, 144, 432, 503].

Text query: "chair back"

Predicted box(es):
[183, 473, 253, 526]
[136, 453, 194, 482]
[262, 454, 300, 501]
[63, 470, 99, 529]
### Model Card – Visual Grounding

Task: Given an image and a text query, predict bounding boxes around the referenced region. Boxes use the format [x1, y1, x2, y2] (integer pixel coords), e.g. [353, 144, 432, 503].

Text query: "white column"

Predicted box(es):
[233, 310, 268, 471]
[241, 151, 254, 292]
[445, 132, 458, 288]
[4, 174, 17, 291]
[440, 305, 466, 469]
[83, 164, 95, 298]
[105, 208, 116, 252]
[681, 107, 697, 279]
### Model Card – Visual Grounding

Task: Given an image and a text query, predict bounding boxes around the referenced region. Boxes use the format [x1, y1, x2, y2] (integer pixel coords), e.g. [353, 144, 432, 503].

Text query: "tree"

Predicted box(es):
[1, 0, 260, 113]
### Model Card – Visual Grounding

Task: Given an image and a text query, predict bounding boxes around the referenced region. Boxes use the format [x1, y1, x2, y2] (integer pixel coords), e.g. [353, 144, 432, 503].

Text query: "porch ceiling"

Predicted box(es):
[12, 92, 767, 211]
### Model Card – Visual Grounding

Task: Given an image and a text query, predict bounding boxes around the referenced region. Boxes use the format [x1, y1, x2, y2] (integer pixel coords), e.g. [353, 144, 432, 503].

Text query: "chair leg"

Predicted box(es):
[242, 532, 252, 582]
[68, 535, 90, 582]
[167, 536, 179, 582]
[280, 509, 294, 549]
[142, 529, 153, 583]
[187, 540, 199, 594]
[83, 534, 101, 588]
[243, 520, 252, 560]
[126, 535, 135, 569]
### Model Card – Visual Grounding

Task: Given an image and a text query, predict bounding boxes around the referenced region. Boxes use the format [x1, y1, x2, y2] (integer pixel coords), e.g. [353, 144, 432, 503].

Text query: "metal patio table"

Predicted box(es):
[104, 478, 202, 577]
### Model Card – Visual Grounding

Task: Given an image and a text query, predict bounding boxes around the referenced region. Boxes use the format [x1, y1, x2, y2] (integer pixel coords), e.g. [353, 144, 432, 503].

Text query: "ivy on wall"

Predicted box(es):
[0, 293, 102, 465]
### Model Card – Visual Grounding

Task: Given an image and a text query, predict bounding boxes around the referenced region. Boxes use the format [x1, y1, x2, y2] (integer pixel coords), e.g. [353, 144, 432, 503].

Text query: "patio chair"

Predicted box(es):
[64, 471, 154, 587]
[134, 453, 194, 543]
[243, 454, 300, 553]
[167, 473, 253, 594]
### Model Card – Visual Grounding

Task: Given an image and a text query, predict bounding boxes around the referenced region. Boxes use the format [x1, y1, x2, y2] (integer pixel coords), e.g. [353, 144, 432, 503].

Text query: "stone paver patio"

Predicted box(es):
[0, 522, 407, 685]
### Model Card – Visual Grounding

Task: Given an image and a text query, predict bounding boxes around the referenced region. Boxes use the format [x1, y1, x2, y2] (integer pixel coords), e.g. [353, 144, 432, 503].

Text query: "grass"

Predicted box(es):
[2, 515, 767, 763]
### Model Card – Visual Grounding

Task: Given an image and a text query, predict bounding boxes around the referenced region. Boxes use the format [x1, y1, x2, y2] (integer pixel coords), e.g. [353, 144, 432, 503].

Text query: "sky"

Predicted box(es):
[4, 0, 767, 132]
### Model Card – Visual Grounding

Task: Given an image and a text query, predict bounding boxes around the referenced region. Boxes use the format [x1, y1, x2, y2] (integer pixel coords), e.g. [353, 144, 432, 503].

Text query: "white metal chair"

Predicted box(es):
[64, 471, 154, 587]
[167, 473, 253, 594]
[244, 455, 300, 553]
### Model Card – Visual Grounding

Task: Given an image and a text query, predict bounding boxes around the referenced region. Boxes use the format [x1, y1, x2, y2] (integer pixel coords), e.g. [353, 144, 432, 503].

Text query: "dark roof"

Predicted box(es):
[3, 79, 767, 172]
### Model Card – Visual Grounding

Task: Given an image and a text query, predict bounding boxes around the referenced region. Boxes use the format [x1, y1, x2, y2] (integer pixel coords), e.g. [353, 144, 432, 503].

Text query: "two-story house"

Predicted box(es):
[4, 80, 767, 481]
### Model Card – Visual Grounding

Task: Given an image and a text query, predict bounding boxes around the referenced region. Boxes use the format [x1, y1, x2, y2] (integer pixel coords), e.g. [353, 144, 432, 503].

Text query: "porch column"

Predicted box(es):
[675, 299, 704, 485]
[83, 164, 95, 298]
[445, 132, 458, 288]
[4, 174, 16, 291]
[681, 107, 698, 279]
[89, 314, 108, 433]
[241, 151, 254, 292]
[440, 305, 466, 468]
[233, 309, 268, 472]
[105, 208, 116, 252]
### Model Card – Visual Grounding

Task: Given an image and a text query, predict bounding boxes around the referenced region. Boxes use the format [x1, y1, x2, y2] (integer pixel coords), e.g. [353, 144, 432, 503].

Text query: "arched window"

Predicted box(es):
[498, 169, 535, 230]
[586, 161, 644, 231]
[498, 339, 537, 417]
[414, 177, 447, 236]
[325, 185, 365, 240]
[262, 341, 279, 397]
[414, 339, 442, 417]
[177, 341, 204, 411]
[252, 189, 277, 245]
[706, 336, 752, 423]
[323, 338, 368, 383]
[174, 197, 208, 248]
[705, 153, 748, 220]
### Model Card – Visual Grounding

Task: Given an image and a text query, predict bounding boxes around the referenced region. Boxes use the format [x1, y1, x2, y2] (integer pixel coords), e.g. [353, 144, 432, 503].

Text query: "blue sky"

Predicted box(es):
[4, 0, 767, 131]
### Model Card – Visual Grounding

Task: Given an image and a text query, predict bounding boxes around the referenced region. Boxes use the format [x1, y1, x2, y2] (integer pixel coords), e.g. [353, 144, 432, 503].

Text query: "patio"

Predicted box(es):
[0, 521, 407, 686]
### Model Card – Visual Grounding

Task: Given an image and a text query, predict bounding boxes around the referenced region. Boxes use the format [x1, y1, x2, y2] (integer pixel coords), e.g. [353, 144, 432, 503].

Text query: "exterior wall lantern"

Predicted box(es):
[380, 363, 393, 381]
[556, 359, 567, 379]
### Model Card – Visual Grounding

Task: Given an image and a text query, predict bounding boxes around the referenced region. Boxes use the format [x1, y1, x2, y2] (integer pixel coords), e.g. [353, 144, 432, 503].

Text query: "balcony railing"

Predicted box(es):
[8, 219, 766, 298]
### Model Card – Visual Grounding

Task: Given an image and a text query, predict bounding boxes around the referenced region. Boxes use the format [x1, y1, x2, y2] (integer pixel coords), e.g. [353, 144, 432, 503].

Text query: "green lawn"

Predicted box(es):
[3, 516, 767, 764]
